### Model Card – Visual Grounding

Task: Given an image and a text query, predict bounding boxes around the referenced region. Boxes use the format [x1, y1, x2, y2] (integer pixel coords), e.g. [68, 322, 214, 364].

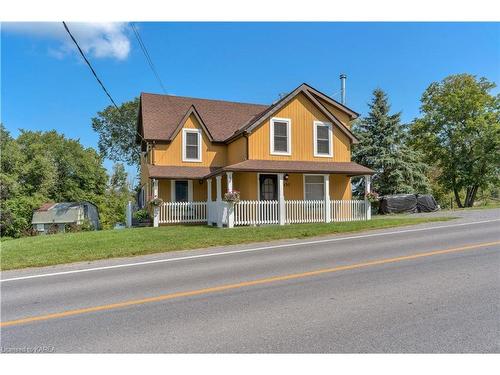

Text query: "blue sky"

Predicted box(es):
[2, 22, 499, 177]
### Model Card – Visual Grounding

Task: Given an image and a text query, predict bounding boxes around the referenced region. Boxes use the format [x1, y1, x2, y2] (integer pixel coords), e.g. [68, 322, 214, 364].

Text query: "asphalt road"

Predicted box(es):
[1, 209, 499, 353]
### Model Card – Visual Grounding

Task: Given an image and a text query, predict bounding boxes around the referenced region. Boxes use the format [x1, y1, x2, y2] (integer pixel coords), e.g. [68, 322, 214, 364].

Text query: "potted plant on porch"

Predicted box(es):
[224, 190, 240, 204]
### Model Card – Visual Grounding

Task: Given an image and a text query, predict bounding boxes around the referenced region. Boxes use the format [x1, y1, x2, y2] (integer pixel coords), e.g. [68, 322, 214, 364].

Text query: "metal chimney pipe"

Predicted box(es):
[340, 74, 347, 104]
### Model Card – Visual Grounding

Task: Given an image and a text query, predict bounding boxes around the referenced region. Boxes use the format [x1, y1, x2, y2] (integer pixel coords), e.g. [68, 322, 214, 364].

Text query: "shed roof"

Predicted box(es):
[32, 202, 82, 224]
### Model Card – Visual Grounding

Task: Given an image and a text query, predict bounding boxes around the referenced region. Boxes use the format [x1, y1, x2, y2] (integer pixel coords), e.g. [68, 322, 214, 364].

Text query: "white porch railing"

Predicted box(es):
[159, 201, 207, 224]
[155, 199, 369, 227]
[331, 200, 368, 222]
[234, 200, 279, 226]
[285, 200, 325, 224]
[233, 199, 369, 226]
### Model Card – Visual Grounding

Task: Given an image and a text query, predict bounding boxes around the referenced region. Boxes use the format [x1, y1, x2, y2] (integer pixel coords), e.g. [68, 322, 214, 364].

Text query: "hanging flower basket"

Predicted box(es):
[148, 197, 164, 207]
[365, 191, 379, 203]
[224, 190, 240, 203]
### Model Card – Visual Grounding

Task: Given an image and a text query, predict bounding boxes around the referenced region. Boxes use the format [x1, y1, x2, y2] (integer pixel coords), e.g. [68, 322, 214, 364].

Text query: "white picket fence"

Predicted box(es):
[232, 199, 369, 226]
[234, 200, 279, 226]
[285, 200, 325, 224]
[159, 201, 207, 224]
[156, 199, 368, 226]
[331, 199, 368, 222]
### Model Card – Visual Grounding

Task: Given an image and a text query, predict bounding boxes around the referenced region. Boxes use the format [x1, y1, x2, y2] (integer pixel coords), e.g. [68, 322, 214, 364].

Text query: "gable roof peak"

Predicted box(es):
[168, 104, 214, 142]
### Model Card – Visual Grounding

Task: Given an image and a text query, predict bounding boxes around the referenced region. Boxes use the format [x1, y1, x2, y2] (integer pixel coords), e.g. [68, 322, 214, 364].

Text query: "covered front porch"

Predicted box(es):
[143, 161, 374, 228]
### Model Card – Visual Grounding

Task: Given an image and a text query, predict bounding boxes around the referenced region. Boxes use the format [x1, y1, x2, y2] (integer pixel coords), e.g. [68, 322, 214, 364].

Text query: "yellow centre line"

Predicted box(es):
[2, 240, 499, 328]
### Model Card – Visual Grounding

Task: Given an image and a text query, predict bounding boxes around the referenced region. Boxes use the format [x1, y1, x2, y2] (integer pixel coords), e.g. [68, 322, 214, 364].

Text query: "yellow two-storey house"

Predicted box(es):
[137, 83, 374, 227]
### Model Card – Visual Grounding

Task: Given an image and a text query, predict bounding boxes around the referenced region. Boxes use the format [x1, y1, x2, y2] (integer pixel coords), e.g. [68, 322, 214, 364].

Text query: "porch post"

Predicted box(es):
[170, 180, 176, 202]
[364, 175, 372, 220]
[216, 175, 222, 202]
[153, 178, 159, 227]
[226, 172, 234, 228]
[207, 178, 212, 202]
[216, 175, 223, 227]
[278, 173, 285, 225]
[226, 172, 233, 192]
[324, 175, 331, 223]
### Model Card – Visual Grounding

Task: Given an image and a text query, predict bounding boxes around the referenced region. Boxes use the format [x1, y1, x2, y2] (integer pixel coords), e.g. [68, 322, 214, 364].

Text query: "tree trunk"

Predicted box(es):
[453, 187, 463, 208]
[464, 185, 479, 207]
[464, 187, 472, 207]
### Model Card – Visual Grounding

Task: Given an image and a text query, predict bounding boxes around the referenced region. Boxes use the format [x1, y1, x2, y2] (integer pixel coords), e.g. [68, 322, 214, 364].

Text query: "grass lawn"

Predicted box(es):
[1, 216, 455, 271]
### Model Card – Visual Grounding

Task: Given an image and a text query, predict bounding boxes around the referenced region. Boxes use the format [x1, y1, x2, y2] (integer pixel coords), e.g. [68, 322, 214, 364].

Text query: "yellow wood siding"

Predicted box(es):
[248, 93, 351, 162]
[158, 179, 171, 202]
[140, 154, 149, 188]
[230, 172, 351, 200]
[284, 173, 303, 200]
[152, 114, 227, 167]
[157, 179, 208, 202]
[330, 175, 352, 200]
[193, 180, 208, 201]
[227, 136, 247, 165]
[232, 172, 257, 200]
[317, 98, 353, 129]
[286, 174, 352, 200]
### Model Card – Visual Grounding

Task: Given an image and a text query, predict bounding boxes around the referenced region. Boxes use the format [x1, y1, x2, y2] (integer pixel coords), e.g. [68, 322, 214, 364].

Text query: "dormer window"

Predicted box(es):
[182, 128, 202, 162]
[270, 117, 291, 156]
[313, 121, 333, 157]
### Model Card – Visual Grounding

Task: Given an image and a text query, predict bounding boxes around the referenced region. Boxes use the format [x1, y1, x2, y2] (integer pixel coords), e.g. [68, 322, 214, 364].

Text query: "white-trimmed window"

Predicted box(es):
[304, 175, 325, 200]
[313, 121, 333, 157]
[170, 180, 193, 202]
[182, 128, 202, 162]
[270, 118, 291, 155]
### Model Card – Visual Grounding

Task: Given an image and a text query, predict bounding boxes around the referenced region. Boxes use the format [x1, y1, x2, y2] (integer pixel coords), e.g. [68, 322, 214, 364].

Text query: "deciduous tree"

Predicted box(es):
[410, 74, 500, 207]
[0, 127, 108, 237]
[91, 98, 140, 167]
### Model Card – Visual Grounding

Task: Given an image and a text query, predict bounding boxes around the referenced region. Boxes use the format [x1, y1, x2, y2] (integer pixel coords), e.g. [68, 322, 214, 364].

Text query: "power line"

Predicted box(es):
[62, 22, 146, 144]
[131, 23, 167, 94]
[62, 21, 119, 109]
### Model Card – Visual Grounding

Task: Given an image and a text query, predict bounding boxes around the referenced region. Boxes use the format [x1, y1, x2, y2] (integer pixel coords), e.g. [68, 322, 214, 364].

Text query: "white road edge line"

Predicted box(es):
[2, 218, 499, 283]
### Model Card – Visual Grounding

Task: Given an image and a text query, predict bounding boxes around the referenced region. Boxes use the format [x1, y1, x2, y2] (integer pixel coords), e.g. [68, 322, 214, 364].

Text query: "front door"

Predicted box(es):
[259, 174, 278, 200]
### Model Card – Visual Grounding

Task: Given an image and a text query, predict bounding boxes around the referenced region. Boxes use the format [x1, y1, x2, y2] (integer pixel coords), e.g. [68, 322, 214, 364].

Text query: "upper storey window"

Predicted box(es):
[182, 128, 202, 162]
[270, 117, 291, 156]
[313, 121, 333, 157]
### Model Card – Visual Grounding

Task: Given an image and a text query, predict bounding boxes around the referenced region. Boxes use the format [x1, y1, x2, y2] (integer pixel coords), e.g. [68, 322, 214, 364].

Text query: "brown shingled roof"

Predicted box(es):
[207, 160, 375, 177]
[146, 161, 373, 180]
[147, 165, 222, 179]
[140, 93, 268, 142]
[138, 83, 360, 144]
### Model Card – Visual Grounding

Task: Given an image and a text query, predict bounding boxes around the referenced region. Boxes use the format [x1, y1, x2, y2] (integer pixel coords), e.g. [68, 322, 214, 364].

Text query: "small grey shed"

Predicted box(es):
[32, 202, 100, 234]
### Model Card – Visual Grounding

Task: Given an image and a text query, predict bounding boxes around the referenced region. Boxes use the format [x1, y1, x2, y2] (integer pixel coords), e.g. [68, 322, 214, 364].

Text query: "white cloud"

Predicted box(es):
[3, 22, 131, 60]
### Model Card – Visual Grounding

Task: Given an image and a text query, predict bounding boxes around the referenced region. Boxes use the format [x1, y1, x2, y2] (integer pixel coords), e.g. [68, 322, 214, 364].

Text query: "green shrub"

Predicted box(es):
[133, 209, 149, 221]
[65, 223, 81, 233]
[80, 219, 94, 231]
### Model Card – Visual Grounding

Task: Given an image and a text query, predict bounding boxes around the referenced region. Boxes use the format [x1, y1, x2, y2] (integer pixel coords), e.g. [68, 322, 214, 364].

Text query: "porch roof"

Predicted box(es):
[147, 164, 222, 179]
[205, 160, 375, 177]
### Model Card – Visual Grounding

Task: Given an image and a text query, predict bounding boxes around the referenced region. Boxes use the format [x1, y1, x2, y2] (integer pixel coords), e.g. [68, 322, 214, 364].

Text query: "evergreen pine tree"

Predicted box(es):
[353, 89, 430, 196]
